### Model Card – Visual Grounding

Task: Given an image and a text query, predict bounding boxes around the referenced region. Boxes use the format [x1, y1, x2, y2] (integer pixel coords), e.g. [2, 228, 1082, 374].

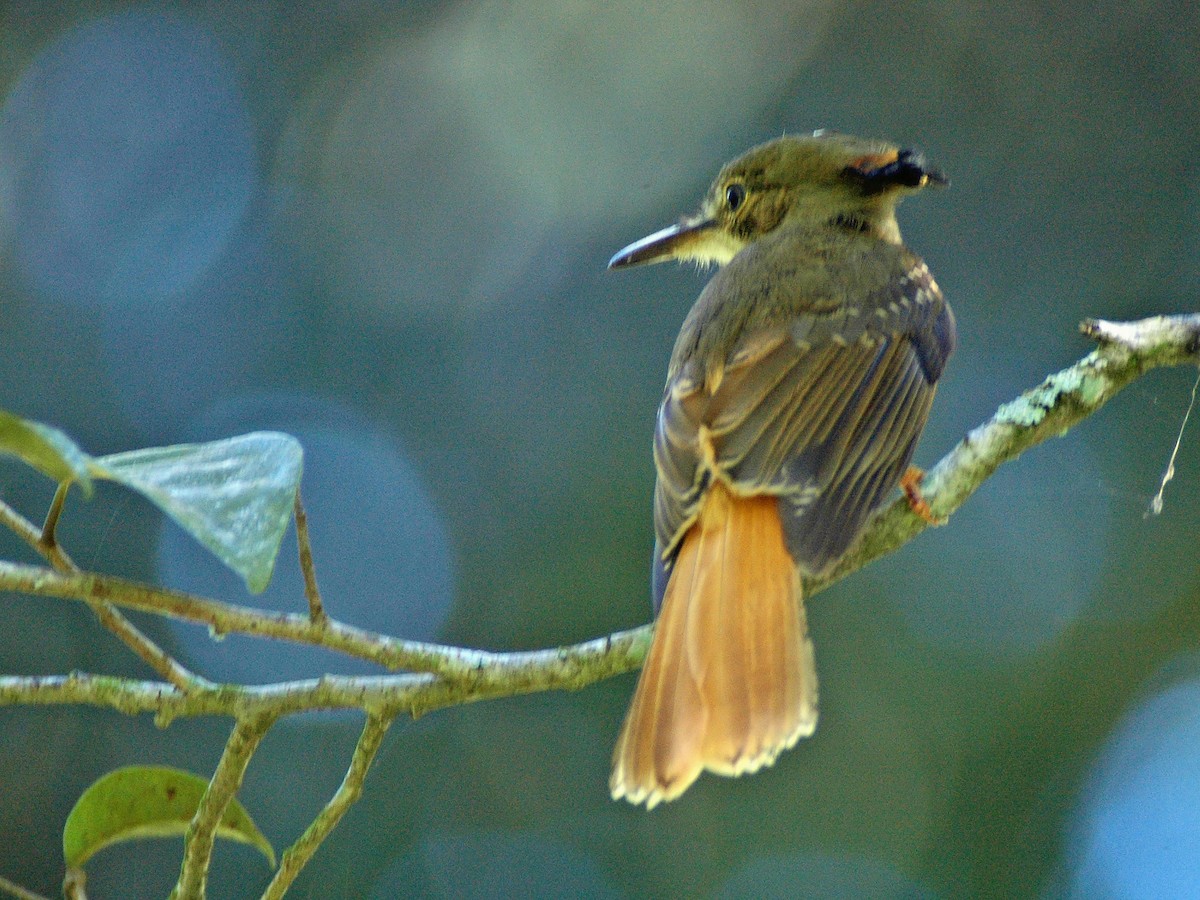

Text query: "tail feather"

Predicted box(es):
[611, 483, 818, 808]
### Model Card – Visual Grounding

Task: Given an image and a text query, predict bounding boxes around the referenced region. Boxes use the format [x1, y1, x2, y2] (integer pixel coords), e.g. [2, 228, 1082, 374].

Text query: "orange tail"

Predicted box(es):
[610, 482, 818, 808]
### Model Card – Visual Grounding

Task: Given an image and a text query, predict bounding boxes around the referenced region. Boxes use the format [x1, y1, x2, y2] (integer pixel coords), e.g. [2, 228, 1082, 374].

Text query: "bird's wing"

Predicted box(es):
[652, 259, 954, 597]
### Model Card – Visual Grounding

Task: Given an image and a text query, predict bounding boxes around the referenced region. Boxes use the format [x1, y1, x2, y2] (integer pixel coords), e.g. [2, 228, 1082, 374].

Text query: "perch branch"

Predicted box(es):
[0, 314, 1195, 721]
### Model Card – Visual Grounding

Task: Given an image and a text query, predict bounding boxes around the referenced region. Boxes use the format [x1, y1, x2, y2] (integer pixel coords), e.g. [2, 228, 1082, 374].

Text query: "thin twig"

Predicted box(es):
[293, 491, 326, 624]
[0, 496, 75, 572]
[81, 599, 212, 691]
[0, 497, 207, 691]
[1147, 366, 1199, 516]
[0, 560, 476, 677]
[171, 715, 275, 900]
[38, 482, 69, 555]
[261, 713, 395, 899]
[0, 623, 648, 723]
[0, 873, 53, 900]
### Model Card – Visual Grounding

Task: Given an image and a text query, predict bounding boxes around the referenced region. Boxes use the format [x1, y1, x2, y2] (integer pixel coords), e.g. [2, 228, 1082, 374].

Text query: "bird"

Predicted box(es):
[607, 131, 956, 808]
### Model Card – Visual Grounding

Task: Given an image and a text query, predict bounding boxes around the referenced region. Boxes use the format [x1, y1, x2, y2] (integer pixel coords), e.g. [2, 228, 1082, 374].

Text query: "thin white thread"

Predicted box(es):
[1147, 367, 1200, 517]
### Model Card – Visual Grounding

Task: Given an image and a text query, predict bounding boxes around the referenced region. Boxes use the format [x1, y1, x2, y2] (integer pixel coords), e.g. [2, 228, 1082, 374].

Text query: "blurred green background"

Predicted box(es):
[1, 2, 1199, 898]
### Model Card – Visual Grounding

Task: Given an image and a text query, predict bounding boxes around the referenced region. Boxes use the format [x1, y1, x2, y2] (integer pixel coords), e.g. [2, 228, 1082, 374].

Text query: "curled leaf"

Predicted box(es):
[63, 765, 275, 869]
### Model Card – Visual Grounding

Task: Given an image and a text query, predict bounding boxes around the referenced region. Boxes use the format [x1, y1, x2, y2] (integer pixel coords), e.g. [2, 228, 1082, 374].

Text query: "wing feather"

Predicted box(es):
[651, 255, 954, 596]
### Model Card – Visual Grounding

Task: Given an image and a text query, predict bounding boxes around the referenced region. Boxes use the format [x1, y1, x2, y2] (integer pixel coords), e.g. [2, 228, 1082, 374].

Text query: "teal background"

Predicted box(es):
[1, 2, 1199, 898]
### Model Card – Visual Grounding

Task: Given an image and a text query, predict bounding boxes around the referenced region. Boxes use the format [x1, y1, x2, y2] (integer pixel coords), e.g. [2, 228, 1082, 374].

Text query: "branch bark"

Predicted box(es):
[0, 872, 52, 900]
[170, 716, 274, 900]
[811, 312, 1200, 591]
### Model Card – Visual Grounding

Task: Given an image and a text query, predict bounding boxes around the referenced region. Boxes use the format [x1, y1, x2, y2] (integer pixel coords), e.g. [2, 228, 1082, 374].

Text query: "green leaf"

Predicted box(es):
[92, 432, 302, 593]
[0, 409, 93, 494]
[63, 765, 276, 869]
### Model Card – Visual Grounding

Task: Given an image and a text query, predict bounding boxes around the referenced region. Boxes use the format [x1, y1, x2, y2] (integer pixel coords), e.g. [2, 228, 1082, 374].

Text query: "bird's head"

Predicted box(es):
[609, 130, 947, 269]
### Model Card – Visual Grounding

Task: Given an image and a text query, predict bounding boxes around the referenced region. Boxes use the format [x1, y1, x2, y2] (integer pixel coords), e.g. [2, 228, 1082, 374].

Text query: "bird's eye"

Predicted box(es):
[725, 183, 746, 212]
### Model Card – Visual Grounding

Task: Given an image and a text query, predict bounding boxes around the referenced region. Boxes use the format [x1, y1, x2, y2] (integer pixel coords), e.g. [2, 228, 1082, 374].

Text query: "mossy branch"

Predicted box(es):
[812, 313, 1200, 590]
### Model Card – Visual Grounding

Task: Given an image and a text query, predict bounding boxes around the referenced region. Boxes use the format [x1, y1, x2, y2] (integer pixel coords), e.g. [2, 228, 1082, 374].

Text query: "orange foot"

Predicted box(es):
[901, 466, 944, 525]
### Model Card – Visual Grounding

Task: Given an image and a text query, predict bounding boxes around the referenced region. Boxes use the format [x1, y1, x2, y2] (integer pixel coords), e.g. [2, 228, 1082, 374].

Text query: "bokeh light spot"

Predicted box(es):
[373, 829, 620, 899]
[0, 10, 255, 306]
[1065, 665, 1200, 899]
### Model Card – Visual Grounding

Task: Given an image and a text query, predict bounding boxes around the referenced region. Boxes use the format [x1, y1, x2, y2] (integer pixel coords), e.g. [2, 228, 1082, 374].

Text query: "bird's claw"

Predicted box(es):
[901, 466, 944, 525]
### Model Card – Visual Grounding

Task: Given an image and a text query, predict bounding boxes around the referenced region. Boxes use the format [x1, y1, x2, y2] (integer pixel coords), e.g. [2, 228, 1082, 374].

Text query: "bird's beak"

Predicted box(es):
[608, 216, 721, 269]
[914, 163, 950, 189]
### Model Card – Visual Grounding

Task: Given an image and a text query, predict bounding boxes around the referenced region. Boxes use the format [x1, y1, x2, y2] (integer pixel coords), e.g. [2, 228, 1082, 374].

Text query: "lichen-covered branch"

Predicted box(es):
[0, 314, 1196, 723]
[0, 560, 649, 687]
[262, 713, 394, 900]
[170, 715, 274, 900]
[810, 312, 1200, 589]
[0, 625, 650, 723]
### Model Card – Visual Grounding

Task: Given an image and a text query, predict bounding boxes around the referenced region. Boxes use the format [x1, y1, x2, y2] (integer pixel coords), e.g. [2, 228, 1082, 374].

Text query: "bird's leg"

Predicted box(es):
[900, 466, 944, 525]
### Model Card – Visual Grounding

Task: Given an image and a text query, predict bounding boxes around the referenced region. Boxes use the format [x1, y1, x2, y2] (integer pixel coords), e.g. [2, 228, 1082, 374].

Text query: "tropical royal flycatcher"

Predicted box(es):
[607, 131, 956, 808]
